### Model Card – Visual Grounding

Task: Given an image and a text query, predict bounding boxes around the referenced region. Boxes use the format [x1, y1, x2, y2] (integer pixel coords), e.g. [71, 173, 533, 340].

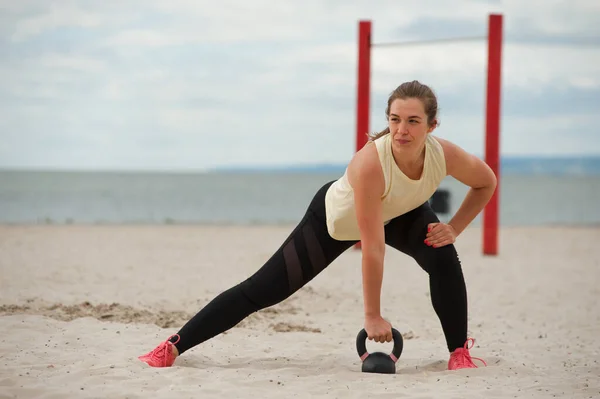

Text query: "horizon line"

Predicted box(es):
[0, 154, 599, 175]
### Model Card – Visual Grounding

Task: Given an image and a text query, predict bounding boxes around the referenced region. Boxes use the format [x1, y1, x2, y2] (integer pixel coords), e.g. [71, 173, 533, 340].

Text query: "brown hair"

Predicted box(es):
[367, 80, 439, 142]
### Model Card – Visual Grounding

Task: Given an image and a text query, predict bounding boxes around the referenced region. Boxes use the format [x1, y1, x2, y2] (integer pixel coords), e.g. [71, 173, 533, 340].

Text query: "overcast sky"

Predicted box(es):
[1, 0, 599, 171]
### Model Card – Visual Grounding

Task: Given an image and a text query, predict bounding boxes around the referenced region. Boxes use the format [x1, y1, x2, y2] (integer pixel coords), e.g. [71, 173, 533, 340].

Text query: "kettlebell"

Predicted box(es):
[356, 327, 404, 374]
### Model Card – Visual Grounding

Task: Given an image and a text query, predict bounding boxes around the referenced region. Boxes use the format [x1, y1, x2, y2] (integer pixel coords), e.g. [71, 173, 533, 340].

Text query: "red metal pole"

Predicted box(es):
[483, 14, 503, 256]
[354, 20, 371, 250]
[356, 20, 371, 152]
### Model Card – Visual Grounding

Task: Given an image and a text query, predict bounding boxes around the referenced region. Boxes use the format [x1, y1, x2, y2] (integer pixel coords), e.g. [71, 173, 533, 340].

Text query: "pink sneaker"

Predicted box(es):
[138, 334, 180, 367]
[448, 338, 487, 370]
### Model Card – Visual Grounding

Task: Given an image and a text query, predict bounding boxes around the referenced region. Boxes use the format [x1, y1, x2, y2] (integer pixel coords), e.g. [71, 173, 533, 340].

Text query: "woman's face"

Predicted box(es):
[388, 98, 436, 155]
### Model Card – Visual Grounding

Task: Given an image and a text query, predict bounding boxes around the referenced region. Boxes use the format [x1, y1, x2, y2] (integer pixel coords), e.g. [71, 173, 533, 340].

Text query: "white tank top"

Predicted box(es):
[324, 133, 447, 241]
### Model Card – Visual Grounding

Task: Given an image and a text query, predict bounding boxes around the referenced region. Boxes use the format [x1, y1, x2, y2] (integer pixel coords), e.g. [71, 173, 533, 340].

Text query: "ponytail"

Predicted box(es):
[367, 127, 390, 142]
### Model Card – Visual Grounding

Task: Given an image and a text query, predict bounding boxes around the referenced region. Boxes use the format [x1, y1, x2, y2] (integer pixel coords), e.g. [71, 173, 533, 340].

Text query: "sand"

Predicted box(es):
[0, 224, 599, 399]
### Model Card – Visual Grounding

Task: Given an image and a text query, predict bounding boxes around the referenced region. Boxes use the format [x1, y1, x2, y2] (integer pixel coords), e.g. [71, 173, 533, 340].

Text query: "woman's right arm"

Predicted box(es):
[347, 144, 392, 343]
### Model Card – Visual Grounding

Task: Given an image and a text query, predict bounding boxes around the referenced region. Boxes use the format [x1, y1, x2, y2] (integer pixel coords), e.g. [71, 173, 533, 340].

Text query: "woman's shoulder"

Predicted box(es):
[431, 135, 461, 158]
[346, 140, 385, 195]
[431, 135, 484, 176]
[348, 141, 381, 177]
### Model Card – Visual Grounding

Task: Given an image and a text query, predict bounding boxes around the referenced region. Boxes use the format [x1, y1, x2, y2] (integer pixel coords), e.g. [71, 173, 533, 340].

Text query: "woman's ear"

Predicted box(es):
[427, 120, 438, 133]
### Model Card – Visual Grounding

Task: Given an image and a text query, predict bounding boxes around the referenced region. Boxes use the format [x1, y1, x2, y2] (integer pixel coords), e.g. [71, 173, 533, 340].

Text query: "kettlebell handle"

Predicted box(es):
[356, 328, 403, 363]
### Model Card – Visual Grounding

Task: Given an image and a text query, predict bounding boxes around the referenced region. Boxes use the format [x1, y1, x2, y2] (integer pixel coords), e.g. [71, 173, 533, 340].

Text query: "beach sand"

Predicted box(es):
[1, 224, 599, 398]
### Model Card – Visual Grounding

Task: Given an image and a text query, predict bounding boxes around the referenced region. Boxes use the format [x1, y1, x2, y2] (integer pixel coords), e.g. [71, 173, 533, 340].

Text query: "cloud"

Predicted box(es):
[501, 113, 600, 156]
[101, 29, 186, 48]
[502, 0, 600, 37]
[0, 0, 599, 171]
[39, 53, 106, 73]
[5, 1, 132, 42]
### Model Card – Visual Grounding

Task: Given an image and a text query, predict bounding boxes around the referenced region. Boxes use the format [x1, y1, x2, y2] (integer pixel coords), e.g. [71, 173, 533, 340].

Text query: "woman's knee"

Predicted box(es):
[417, 244, 464, 276]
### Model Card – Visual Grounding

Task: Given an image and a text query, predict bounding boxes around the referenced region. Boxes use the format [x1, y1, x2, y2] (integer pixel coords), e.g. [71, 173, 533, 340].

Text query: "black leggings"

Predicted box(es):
[172, 181, 468, 354]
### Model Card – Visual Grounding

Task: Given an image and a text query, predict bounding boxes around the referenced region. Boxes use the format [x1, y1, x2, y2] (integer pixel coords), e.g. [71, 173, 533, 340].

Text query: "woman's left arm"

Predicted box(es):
[436, 137, 498, 236]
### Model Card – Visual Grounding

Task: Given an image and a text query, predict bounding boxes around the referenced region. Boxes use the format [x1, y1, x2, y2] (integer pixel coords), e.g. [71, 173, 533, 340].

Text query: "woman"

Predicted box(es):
[138, 80, 496, 371]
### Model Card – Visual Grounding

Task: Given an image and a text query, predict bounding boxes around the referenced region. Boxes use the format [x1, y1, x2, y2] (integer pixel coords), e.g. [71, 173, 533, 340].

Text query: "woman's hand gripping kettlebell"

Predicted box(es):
[364, 315, 393, 343]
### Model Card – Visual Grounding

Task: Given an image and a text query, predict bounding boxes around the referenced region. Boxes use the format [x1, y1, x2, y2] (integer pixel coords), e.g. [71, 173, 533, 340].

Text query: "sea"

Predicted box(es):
[1, 157, 599, 227]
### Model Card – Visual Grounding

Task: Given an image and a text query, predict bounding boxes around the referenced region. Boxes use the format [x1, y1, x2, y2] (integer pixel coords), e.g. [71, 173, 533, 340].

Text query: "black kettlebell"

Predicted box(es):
[356, 328, 404, 374]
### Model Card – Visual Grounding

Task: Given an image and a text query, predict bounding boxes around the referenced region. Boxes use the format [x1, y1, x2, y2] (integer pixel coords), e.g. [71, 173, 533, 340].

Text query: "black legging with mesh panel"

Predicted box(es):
[171, 180, 468, 354]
